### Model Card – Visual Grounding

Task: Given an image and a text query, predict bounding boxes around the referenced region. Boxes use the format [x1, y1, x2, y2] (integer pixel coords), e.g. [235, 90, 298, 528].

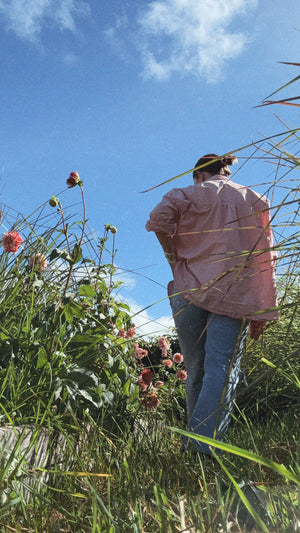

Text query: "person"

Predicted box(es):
[146, 154, 278, 455]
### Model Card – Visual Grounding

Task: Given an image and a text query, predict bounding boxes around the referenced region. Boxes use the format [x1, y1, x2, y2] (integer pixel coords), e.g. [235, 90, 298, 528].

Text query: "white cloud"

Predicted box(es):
[112, 267, 174, 338]
[0, 0, 90, 42]
[125, 298, 174, 339]
[135, 0, 258, 82]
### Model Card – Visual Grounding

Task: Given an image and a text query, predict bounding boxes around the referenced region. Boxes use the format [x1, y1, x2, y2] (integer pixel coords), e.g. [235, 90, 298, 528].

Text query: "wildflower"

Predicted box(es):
[140, 368, 153, 385]
[173, 352, 183, 364]
[133, 342, 141, 356]
[126, 326, 136, 338]
[118, 328, 126, 338]
[158, 337, 170, 350]
[28, 253, 47, 272]
[158, 336, 170, 357]
[162, 358, 173, 368]
[176, 369, 187, 381]
[155, 380, 164, 388]
[138, 348, 148, 359]
[133, 343, 148, 360]
[140, 391, 159, 410]
[138, 377, 148, 391]
[2, 231, 23, 253]
[67, 171, 80, 188]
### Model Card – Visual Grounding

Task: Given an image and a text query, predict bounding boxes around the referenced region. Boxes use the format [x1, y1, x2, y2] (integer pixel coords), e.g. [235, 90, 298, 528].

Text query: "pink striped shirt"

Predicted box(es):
[146, 175, 278, 321]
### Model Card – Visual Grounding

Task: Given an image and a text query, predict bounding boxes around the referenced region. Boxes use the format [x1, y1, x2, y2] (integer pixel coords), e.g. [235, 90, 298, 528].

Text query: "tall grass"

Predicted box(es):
[0, 67, 299, 532]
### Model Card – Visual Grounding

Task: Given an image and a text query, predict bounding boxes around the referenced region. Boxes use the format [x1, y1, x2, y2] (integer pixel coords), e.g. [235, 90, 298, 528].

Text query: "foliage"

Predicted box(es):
[0, 181, 140, 428]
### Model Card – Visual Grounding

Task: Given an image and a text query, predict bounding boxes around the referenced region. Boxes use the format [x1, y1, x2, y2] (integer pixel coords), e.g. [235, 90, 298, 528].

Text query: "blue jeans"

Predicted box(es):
[170, 287, 247, 455]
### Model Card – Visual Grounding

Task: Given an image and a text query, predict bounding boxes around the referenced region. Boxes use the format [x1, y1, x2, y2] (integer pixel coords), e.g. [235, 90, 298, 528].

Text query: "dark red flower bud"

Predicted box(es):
[67, 171, 80, 188]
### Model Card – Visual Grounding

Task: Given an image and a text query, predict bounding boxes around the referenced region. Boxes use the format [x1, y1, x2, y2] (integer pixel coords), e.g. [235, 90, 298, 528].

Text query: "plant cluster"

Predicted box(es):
[0, 173, 141, 429]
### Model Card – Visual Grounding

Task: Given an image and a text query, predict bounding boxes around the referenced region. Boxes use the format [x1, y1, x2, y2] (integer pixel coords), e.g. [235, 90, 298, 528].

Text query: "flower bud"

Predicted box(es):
[49, 195, 59, 207]
[105, 224, 117, 234]
[67, 171, 80, 188]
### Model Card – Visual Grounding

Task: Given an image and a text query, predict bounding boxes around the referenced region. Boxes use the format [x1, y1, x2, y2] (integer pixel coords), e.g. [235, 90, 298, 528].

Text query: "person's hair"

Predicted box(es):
[193, 153, 238, 179]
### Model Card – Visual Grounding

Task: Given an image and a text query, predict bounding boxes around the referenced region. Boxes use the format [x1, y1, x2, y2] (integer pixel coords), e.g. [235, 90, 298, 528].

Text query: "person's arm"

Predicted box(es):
[146, 190, 180, 268]
[249, 198, 278, 336]
[154, 231, 177, 268]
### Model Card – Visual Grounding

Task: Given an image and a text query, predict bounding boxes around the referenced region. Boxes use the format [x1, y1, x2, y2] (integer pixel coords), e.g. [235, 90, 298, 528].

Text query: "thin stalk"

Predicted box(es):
[107, 232, 116, 303]
[97, 227, 109, 273]
[58, 202, 71, 255]
[49, 185, 87, 355]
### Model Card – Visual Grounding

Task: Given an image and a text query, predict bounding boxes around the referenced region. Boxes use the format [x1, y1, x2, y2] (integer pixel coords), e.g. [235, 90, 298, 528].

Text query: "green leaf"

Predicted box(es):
[103, 390, 114, 405]
[128, 383, 139, 402]
[49, 247, 72, 262]
[36, 347, 48, 369]
[63, 304, 74, 324]
[71, 243, 83, 265]
[123, 379, 135, 396]
[107, 354, 114, 367]
[79, 284, 96, 298]
[260, 357, 277, 368]
[169, 428, 300, 484]
[79, 389, 100, 407]
[66, 369, 98, 388]
[63, 301, 86, 323]
[69, 334, 97, 345]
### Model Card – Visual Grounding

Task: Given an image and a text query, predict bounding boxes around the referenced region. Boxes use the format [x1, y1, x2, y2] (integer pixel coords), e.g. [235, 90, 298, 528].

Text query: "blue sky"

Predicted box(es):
[0, 0, 299, 336]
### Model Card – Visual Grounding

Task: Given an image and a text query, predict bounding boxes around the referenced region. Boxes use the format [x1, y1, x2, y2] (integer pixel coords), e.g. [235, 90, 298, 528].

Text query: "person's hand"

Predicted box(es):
[249, 320, 267, 340]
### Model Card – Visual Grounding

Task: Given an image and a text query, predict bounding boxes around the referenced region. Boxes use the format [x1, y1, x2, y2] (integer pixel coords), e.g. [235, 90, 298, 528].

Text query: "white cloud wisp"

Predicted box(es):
[0, 0, 90, 42]
[136, 0, 258, 82]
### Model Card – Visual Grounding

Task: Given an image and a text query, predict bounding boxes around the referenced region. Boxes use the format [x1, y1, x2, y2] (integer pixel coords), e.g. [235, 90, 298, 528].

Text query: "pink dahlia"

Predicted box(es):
[126, 327, 136, 338]
[140, 368, 153, 386]
[138, 377, 148, 391]
[2, 231, 23, 253]
[133, 343, 148, 360]
[162, 359, 173, 368]
[173, 352, 183, 364]
[140, 391, 159, 410]
[158, 336, 170, 350]
[176, 369, 187, 381]
[28, 253, 47, 272]
[158, 336, 171, 357]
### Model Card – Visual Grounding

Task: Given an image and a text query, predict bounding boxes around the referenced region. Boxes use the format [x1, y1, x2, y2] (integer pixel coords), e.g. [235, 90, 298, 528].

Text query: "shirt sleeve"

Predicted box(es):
[257, 199, 277, 261]
[145, 190, 180, 235]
